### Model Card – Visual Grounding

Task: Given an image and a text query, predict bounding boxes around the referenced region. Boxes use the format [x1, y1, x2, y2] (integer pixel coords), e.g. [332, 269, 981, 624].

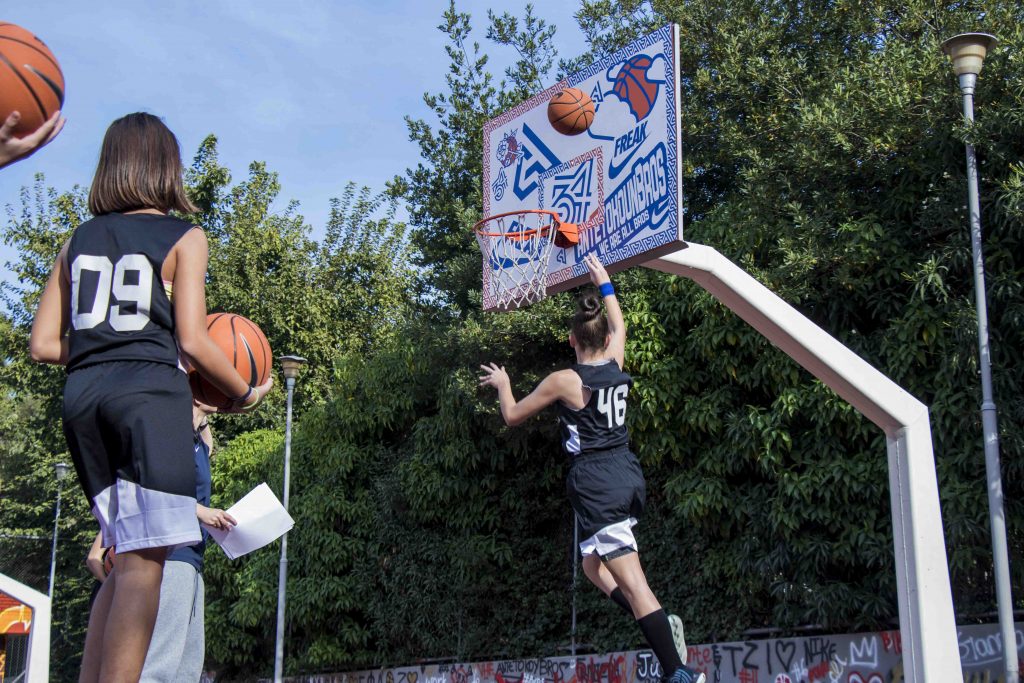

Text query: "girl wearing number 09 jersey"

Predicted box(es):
[479, 253, 704, 683]
[29, 112, 273, 683]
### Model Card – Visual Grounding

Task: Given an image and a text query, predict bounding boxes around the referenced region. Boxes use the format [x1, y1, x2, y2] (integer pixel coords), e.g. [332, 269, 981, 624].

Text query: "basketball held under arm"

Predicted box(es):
[29, 242, 71, 365]
[171, 229, 264, 405]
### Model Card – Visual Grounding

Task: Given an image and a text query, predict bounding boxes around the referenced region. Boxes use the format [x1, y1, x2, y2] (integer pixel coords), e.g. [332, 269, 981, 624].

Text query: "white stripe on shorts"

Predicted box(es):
[93, 478, 201, 553]
[578, 517, 638, 557]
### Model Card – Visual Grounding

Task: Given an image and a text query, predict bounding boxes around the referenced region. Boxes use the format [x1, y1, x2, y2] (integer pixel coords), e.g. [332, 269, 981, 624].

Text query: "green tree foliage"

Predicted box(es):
[205, 307, 580, 676]
[186, 137, 414, 439]
[398, 2, 561, 311]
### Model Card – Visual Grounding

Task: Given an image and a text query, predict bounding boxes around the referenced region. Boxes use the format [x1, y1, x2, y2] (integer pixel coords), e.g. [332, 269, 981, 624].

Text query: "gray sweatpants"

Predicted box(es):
[140, 560, 205, 683]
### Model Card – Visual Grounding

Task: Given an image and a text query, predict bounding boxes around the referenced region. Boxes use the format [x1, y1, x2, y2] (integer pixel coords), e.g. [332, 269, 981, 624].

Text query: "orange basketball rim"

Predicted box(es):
[473, 209, 580, 310]
[473, 209, 579, 247]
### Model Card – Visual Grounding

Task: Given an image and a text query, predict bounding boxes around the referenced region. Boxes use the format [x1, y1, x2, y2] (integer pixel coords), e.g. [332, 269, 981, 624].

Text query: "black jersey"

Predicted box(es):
[65, 213, 195, 372]
[557, 360, 633, 456]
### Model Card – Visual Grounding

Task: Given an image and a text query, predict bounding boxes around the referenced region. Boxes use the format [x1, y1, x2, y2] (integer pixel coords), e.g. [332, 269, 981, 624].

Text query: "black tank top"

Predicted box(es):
[65, 213, 195, 372]
[557, 360, 633, 456]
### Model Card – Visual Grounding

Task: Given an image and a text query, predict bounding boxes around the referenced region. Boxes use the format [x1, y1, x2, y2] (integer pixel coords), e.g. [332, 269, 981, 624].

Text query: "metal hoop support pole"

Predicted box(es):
[647, 244, 962, 681]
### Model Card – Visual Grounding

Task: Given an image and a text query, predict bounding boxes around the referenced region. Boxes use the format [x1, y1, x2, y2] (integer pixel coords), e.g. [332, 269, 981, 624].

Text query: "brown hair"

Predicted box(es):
[88, 113, 198, 216]
[571, 288, 609, 353]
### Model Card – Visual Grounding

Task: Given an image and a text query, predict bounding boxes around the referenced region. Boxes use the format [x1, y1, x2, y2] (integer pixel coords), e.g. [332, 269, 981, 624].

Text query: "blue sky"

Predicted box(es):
[1, 1, 589, 270]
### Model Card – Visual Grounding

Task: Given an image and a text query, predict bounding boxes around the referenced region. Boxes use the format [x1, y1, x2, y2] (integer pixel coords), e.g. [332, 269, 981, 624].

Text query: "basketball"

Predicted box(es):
[189, 313, 273, 410]
[547, 87, 594, 136]
[0, 23, 65, 137]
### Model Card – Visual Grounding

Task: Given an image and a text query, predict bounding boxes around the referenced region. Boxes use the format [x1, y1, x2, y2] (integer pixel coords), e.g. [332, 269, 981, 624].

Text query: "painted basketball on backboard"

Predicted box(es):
[612, 55, 661, 122]
[480, 24, 684, 311]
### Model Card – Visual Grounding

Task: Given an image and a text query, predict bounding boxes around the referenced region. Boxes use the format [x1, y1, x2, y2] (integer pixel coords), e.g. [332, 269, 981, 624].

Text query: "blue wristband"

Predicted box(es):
[599, 282, 615, 298]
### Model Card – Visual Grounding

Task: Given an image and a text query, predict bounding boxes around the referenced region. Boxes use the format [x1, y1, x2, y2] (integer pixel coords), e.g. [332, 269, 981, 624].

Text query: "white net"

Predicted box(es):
[475, 211, 558, 311]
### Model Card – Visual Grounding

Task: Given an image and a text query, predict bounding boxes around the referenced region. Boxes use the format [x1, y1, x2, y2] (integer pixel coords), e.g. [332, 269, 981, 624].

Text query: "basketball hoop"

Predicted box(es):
[474, 209, 579, 310]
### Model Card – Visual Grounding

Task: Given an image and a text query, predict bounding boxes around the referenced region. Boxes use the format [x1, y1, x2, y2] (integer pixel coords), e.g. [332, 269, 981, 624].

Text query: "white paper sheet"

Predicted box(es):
[204, 483, 294, 560]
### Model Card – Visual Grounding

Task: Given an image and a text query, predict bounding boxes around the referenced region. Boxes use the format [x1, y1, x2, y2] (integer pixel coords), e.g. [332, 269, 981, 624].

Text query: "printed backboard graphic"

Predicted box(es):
[481, 24, 684, 310]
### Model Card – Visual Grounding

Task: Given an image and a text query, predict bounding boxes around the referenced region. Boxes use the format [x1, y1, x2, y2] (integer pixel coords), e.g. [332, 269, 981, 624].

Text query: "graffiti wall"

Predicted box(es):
[279, 623, 1023, 683]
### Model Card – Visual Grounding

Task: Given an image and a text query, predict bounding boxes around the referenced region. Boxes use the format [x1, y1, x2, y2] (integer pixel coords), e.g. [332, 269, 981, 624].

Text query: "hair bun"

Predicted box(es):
[570, 288, 610, 352]
[576, 289, 601, 320]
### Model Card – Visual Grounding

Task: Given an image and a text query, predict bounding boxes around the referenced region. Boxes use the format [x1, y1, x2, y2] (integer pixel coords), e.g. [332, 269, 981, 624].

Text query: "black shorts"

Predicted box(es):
[566, 448, 646, 558]
[63, 361, 200, 553]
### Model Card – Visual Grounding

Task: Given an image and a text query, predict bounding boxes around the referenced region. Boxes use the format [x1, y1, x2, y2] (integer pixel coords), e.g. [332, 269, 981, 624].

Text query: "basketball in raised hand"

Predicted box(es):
[0, 23, 65, 136]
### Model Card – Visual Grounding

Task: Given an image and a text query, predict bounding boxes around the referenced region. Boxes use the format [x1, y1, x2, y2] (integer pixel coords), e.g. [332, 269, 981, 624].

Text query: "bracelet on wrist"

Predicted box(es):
[231, 386, 254, 408]
[237, 386, 261, 411]
[231, 386, 253, 403]
[599, 282, 615, 298]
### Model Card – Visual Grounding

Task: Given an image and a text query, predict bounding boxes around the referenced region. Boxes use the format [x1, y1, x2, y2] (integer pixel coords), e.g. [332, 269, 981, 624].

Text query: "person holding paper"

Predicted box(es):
[202, 482, 294, 559]
[87, 399, 233, 682]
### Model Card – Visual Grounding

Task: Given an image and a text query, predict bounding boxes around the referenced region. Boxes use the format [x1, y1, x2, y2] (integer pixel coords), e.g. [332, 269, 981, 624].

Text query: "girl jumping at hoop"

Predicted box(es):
[479, 253, 704, 683]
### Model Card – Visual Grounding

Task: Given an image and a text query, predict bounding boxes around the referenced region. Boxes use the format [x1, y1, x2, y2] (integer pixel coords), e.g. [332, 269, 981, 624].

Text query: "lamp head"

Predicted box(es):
[941, 33, 997, 77]
[279, 355, 308, 380]
[54, 462, 70, 481]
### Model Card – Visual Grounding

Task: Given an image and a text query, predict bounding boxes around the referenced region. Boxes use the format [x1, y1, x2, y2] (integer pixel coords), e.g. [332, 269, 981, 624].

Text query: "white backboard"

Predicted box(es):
[480, 24, 684, 310]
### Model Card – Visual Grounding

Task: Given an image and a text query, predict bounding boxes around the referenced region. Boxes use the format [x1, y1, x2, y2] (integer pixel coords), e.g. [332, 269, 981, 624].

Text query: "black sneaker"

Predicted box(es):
[665, 665, 706, 683]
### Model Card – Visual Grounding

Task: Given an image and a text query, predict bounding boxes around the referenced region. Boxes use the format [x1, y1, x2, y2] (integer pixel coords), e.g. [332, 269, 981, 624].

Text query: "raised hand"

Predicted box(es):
[478, 362, 511, 392]
[584, 252, 610, 287]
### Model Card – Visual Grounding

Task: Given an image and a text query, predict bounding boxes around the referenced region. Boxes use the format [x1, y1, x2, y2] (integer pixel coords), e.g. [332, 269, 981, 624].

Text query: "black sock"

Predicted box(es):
[637, 608, 683, 675]
[608, 587, 633, 617]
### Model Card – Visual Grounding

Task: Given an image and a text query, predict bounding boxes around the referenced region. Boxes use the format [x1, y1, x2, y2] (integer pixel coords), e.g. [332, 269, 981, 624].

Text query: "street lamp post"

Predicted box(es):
[941, 33, 1018, 683]
[274, 355, 307, 683]
[48, 462, 70, 599]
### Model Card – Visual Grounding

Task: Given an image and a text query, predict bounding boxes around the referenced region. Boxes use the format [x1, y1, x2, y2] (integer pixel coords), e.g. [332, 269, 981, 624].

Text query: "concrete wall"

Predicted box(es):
[279, 622, 1023, 683]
